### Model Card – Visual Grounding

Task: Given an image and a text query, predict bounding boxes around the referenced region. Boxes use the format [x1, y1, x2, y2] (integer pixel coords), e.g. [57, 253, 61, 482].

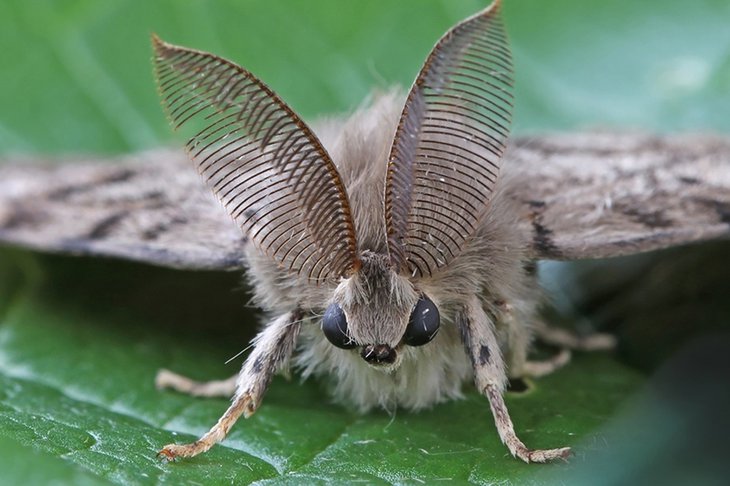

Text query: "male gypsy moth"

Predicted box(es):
[0, 0, 729, 464]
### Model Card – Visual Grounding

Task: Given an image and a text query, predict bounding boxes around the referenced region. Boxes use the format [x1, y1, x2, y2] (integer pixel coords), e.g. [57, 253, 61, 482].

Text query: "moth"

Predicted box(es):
[1, 0, 729, 463]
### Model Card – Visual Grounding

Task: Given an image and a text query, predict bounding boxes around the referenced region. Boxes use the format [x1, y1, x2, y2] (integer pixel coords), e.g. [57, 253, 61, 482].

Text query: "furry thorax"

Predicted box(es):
[243, 91, 539, 413]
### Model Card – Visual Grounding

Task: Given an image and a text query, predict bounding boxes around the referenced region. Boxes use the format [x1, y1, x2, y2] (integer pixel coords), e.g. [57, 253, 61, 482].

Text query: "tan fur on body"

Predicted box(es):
[151, 2, 573, 462]
[245, 92, 537, 412]
[0, 0, 724, 464]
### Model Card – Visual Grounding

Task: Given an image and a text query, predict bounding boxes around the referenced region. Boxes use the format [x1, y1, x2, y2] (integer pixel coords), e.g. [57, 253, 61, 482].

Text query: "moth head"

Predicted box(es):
[321, 251, 440, 370]
[152, 0, 511, 369]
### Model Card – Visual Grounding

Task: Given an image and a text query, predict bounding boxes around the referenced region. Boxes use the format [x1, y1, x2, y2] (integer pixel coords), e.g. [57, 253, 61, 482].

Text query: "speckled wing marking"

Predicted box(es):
[0, 150, 246, 270]
[385, 0, 513, 278]
[152, 35, 358, 282]
[1, 133, 728, 270]
[508, 132, 730, 260]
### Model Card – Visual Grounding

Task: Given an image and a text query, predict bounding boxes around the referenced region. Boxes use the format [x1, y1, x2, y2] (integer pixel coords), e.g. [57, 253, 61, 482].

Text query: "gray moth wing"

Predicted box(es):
[508, 131, 730, 260]
[0, 149, 247, 270]
[0, 131, 729, 269]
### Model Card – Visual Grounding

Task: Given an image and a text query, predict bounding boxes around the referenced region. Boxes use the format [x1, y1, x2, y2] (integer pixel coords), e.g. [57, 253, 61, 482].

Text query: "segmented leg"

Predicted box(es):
[156, 370, 237, 397]
[533, 320, 617, 351]
[492, 299, 531, 379]
[522, 349, 571, 378]
[158, 311, 301, 460]
[458, 296, 571, 463]
[490, 299, 571, 379]
[516, 321, 615, 379]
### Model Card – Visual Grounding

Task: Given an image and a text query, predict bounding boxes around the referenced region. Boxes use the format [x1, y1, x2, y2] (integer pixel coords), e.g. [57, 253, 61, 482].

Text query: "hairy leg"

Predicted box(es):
[458, 296, 571, 463]
[533, 319, 616, 351]
[156, 370, 238, 397]
[520, 321, 615, 378]
[522, 348, 572, 378]
[491, 299, 572, 379]
[492, 300, 530, 379]
[158, 311, 301, 460]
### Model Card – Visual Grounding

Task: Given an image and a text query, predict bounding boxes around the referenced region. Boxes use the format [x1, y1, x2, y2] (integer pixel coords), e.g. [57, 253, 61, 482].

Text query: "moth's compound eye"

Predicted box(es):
[322, 303, 357, 349]
[404, 295, 440, 346]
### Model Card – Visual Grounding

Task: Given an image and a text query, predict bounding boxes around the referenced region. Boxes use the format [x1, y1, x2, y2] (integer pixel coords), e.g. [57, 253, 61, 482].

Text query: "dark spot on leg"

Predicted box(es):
[456, 310, 472, 350]
[479, 344, 491, 365]
[252, 355, 265, 374]
[507, 377, 529, 393]
[528, 200, 546, 209]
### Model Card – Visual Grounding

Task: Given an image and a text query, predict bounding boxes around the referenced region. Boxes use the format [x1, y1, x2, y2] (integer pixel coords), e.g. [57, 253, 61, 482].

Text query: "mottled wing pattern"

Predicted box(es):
[152, 36, 358, 282]
[1, 134, 728, 269]
[509, 132, 730, 260]
[385, 0, 513, 278]
[0, 150, 246, 270]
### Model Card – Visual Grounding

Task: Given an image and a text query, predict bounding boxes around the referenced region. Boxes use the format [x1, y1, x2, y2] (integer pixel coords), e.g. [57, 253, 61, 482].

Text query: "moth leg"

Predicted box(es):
[519, 320, 615, 378]
[533, 320, 617, 351]
[522, 349, 572, 378]
[158, 311, 301, 460]
[155, 369, 237, 398]
[459, 296, 571, 463]
[492, 300, 530, 380]
[491, 299, 569, 379]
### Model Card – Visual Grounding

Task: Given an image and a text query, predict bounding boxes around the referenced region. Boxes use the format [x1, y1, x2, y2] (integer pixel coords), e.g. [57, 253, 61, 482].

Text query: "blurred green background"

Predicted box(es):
[0, 0, 729, 484]
[1, 0, 729, 155]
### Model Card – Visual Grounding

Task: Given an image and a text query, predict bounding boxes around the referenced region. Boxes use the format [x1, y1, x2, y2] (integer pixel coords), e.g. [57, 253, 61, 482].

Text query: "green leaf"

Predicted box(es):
[0, 250, 645, 484]
[0, 0, 728, 484]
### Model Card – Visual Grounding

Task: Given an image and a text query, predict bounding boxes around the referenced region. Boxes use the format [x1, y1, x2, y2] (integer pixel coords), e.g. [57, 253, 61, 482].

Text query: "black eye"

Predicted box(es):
[322, 303, 357, 349]
[404, 295, 440, 346]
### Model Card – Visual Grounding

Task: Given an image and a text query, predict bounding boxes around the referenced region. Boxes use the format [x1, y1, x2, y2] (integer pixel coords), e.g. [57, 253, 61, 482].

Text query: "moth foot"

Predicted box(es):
[534, 321, 617, 352]
[157, 440, 210, 461]
[575, 332, 617, 351]
[513, 445, 572, 463]
[155, 368, 237, 398]
[522, 348, 571, 378]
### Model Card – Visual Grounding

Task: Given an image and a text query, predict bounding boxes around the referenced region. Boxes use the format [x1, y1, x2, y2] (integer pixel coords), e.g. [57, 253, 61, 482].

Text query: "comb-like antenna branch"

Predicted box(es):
[384, 0, 514, 278]
[152, 35, 360, 282]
